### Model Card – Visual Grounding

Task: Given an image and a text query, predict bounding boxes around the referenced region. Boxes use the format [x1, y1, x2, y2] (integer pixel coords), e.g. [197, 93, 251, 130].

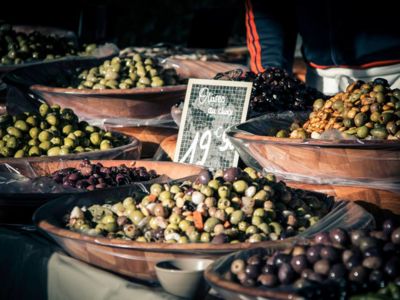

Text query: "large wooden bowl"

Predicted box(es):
[34, 187, 372, 282]
[0, 160, 203, 224]
[227, 115, 400, 185]
[0, 131, 141, 164]
[4, 58, 186, 120]
[158, 134, 178, 160]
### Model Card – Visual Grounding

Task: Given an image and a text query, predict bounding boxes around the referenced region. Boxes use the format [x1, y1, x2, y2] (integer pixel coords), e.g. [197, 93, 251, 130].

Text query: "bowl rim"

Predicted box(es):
[0, 130, 140, 163]
[228, 130, 400, 149]
[155, 258, 214, 274]
[30, 83, 188, 96]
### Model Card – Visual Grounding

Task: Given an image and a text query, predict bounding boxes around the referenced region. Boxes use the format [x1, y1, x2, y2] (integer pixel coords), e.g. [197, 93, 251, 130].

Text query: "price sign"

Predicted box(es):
[174, 78, 252, 170]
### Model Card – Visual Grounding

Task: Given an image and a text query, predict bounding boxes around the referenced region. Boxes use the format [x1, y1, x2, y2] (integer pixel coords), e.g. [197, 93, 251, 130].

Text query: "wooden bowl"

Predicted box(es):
[0, 132, 141, 164]
[103, 126, 177, 159]
[227, 116, 400, 185]
[4, 58, 186, 120]
[158, 134, 177, 160]
[0, 160, 203, 224]
[34, 186, 371, 282]
[30, 84, 187, 120]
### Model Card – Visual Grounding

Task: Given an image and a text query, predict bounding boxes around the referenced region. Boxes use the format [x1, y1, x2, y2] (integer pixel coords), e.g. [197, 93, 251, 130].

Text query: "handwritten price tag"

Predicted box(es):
[174, 79, 252, 170]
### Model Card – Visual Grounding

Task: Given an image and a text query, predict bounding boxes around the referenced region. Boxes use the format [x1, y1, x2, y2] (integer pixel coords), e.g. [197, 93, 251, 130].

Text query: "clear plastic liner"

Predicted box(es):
[227, 112, 400, 189]
[0, 159, 194, 195]
[89, 114, 177, 130]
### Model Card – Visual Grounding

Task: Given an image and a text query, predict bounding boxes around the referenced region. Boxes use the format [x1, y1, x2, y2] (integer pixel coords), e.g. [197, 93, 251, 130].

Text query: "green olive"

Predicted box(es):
[46, 113, 59, 126]
[0, 147, 11, 157]
[28, 146, 41, 157]
[129, 210, 145, 225]
[150, 183, 163, 196]
[59, 147, 70, 155]
[356, 126, 369, 139]
[90, 132, 101, 146]
[370, 128, 388, 139]
[354, 112, 368, 127]
[39, 104, 50, 117]
[39, 141, 51, 151]
[7, 127, 22, 138]
[230, 210, 244, 225]
[14, 120, 28, 132]
[47, 146, 61, 156]
[13, 149, 25, 158]
[204, 217, 220, 233]
[233, 180, 248, 194]
[100, 140, 112, 150]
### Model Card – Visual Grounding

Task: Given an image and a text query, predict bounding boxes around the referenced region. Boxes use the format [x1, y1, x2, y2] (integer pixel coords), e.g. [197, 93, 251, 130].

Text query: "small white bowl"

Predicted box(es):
[155, 258, 213, 299]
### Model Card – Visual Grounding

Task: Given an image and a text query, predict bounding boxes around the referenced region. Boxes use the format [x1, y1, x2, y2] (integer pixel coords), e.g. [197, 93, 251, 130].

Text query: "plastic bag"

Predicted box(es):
[227, 112, 400, 189]
[0, 159, 193, 195]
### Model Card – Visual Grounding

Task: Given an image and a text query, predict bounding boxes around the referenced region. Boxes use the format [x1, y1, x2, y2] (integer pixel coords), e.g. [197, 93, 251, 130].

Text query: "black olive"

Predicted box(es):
[290, 255, 309, 273]
[329, 263, 347, 280]
[223, 167, 242, 182]
[391, 227, 400, 245]
[351, 230, 367, 247]
[301, 268, 313, 280]
[384, 257, 400, 278]
[329, 228, 349, 246]
[369, 230, 388, 241]
[314, 232, 331, 244]
[197, 170, 212, 185]
[261, 264, 276, 275]
[383, 219, 397, 235]
[258, 274, 278, 287]
[368, 270, 385, 288]
[345, 255, 362, 270]
[211, 233, 228, 244]
[363, 247, 383, 258]
[307, 271, 325, 283]
[383, 242, 397, 254]
[348, 266, 368, 283]
[320, 246, 340, 263]
[307, 245, 322, 264]
[274, 253, 291, 267]
[247, 255, 262, 266]
[359, 237, 380, 252]
[245, 264, 260, 279]
[314, 259, 330, 276]
[362, 256, 382, 270]
[278, 263, 296, 284]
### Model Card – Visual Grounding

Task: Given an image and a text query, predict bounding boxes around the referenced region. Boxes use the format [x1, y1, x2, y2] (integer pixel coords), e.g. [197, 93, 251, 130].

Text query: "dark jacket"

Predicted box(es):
[246, 0, 400, 73]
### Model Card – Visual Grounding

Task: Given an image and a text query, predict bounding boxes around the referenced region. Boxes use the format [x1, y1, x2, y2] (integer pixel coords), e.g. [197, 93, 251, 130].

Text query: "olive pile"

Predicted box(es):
[0, 24, 97, 65]
[69, 55, 180, 90]
[66, 167, 330, 243]
[214, 68, 326, 116]
[283, 78, 400, 140]
[0, 104, 129, 158]
[227, 220, 400, 298]
[51, 159, 158, 191]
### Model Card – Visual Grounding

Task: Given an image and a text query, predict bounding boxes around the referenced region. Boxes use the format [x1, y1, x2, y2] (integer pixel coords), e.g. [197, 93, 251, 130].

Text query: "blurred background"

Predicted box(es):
[0, 0, 246, 48]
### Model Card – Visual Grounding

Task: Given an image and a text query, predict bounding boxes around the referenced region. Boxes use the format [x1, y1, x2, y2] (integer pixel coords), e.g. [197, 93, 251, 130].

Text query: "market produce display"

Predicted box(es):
[68, 55, 181, 90]
[0, 103, 129, 158]
[278, 78, 400, 140]
[51, 159, 159, 191]
[214, 68, 326, 116]
[226, 220, 399, 298]
[66, 167, 331, 243]
[0, 24, 98, 65]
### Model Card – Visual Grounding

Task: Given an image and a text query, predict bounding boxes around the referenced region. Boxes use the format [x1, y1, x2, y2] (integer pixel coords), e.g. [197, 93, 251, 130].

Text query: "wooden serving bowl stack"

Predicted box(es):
[227, 114, 400, 214]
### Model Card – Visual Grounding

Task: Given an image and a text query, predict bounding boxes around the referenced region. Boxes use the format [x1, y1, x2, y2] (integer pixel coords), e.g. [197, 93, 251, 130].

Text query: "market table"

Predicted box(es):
[0, 226, 218, 300]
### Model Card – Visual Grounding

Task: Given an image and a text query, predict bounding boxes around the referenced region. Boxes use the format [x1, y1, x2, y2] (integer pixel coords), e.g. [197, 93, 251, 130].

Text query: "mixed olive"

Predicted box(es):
[51, 159, 158, 191]
[279, 78, 400, 140]
[0, 23, 97, 65]
[68, 55, 181, 90]
[214, 68, 327, 117]
[227, 220, 400, 298]
[0, 103, 129, 158]
[66, 167, 331, 243]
